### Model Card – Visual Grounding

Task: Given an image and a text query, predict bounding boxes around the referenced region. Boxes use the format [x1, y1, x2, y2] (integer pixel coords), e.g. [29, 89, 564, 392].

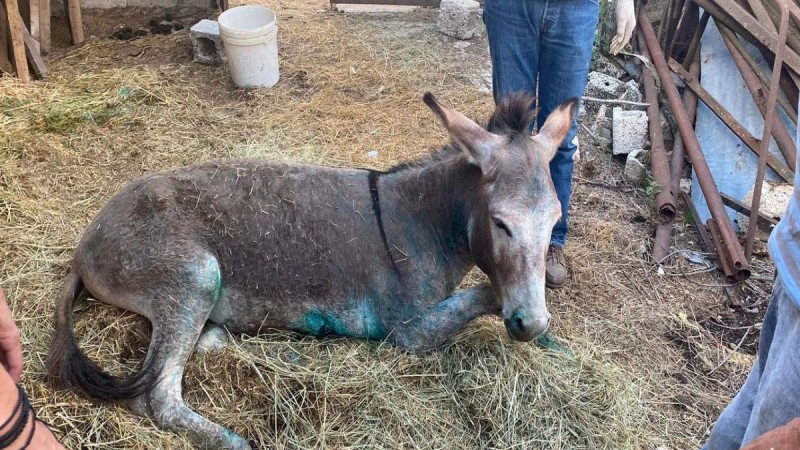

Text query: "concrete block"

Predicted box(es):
[81, 0, 125, 9]
[190, 19, 226, 65]
[436, 0, 480, 40]
[127, 0, 176, 7]
[333, 4, 418, 13]
[178, 0, 211, 10]
[624, 149, 647, 184]
[585, 71, 625, 99]
[612, 107, 648, 156]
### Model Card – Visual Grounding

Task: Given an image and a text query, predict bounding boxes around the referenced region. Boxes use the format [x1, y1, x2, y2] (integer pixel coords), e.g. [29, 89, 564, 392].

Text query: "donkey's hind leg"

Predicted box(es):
[138, 257, 251, 450]
[390, 283, 500, 353]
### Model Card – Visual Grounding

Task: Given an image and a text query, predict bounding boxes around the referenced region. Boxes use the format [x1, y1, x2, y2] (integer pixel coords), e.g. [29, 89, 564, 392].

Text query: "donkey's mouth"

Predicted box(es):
[503, 308, 550, 342]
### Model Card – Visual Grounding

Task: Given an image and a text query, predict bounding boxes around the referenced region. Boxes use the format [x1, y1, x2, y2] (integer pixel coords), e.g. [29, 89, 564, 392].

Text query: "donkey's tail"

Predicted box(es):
[46, 268, 158, 400]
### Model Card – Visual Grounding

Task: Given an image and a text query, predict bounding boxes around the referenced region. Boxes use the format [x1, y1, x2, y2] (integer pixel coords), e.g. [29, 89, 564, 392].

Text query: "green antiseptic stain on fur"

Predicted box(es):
[304, 310, 348, 337]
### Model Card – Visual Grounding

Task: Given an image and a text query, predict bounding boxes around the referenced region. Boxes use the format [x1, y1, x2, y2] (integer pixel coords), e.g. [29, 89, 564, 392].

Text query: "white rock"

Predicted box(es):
[436, 0, 480, 40]
[624, 149, 648, 184]
[736, 181, 793, 233]
[612, 107, 648, 156]
[680, 178, 692, 194]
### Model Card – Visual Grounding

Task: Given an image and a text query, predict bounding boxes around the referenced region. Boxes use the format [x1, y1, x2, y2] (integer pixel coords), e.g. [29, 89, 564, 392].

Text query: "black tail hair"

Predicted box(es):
[46, 269, 159, 400]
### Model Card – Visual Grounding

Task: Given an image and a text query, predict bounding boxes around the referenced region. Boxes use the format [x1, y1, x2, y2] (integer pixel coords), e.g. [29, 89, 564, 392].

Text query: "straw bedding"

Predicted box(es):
[0, 1, 773, 448]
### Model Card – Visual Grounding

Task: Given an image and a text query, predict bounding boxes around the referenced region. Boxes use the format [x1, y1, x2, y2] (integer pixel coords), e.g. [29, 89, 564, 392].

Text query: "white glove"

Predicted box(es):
[610, 0, 636, 55]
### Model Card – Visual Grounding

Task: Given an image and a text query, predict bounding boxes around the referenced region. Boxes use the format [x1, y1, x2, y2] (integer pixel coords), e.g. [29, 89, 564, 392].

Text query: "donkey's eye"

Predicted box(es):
[493, 218, 512, 238]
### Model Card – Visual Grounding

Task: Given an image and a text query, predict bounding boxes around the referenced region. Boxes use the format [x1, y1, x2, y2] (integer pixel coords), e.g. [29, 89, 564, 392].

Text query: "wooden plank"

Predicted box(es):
[330, 0, 440, 6]
[5, 0, 30, 82]
[67, 0, 82, 44]
[39, 0, 49, 55]
[19, 9, 45, 78]
[720, 192, 780, 230]
[29, 0, 40, 55]
[0, 0, 13, 74]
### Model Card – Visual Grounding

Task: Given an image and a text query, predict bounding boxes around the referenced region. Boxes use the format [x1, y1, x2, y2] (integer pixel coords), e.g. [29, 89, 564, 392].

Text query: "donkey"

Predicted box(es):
[47, 92, 576, 449]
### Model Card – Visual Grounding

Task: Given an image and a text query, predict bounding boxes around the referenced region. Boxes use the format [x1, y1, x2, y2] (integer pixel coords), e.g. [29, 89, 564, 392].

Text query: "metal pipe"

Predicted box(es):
[639, 10, 751, 279]
[669, 58, 794, 182]
[638, 33, 677, 222]
[707, 218, 737, 282]
[745, 0, 790, 260]
[683, 11, 709, 71]
[670, 56, 700, 194]
[654, 55, 701, 265]
[718, 22, 797, 171]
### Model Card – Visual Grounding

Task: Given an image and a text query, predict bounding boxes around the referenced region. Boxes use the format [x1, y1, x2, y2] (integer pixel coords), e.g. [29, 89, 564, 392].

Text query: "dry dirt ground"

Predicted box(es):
[0, 1, 777, 448]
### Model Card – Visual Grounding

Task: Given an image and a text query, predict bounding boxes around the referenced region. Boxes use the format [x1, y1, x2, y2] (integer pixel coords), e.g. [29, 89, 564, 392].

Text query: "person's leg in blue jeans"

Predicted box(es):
[484, 0, 598, 289]
[702, 276, 800, 449]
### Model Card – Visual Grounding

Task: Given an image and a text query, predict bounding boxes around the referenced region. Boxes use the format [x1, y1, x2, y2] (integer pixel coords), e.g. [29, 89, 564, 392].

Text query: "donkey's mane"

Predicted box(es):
[485, 92, 537, 138]
[382, 92, 536, 175]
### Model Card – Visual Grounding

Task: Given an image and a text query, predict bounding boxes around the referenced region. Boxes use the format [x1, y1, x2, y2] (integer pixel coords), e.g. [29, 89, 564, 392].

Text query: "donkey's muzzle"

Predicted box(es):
[504, 308, 550, 342]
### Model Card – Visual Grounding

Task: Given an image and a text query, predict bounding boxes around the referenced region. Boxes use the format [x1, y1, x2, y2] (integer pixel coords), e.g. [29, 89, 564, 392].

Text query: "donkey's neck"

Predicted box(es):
[377, 151, 481, 284]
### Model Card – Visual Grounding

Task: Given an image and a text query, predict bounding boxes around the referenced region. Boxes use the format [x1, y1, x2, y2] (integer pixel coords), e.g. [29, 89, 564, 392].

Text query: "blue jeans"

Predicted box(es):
[483, 0, 598, 246]
[702, 275, 800, 449]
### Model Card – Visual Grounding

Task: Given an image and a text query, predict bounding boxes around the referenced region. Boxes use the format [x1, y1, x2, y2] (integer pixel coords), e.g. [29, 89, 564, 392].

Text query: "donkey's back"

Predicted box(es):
[76, 159, 392, 334]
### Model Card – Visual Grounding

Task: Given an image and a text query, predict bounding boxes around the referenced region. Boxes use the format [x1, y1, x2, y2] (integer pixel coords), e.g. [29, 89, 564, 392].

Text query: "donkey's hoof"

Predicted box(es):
[195, 325, 229, 354]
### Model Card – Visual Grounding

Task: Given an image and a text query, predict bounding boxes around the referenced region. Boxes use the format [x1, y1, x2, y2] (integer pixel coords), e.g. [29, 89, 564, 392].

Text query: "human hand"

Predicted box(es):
[610, 0, 636, 55]
[0, 287, 24, 382]
[740, 417, 800, 449]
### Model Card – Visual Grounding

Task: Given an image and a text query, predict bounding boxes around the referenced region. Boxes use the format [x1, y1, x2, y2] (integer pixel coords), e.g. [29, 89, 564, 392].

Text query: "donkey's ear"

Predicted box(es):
[424, 93, 505, 172]
[532, 97, 579, 160]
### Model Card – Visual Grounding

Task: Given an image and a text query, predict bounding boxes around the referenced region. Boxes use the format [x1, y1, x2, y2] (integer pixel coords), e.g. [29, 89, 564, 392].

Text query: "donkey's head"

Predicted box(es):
[424, 92, 577, 342]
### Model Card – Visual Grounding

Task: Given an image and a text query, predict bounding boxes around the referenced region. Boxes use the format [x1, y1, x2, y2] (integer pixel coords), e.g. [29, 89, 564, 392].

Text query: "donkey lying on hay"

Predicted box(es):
[47, 92, 576, 449]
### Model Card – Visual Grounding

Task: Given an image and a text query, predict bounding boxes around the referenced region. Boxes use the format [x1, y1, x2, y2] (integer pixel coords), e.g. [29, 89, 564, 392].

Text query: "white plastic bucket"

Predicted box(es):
[218, 5, 280, 88]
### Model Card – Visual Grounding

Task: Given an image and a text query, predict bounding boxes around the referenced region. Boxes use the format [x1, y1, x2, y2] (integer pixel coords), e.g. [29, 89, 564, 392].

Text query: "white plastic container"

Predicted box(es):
[218, 5, 280, 88]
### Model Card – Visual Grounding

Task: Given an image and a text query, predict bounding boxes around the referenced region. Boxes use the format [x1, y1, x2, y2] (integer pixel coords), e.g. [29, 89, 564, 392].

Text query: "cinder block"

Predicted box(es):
[436, 0, 480, 40]
[190, 19, 226, 65]
[612, 107, 648, 156]
[585, 71, 625, 99]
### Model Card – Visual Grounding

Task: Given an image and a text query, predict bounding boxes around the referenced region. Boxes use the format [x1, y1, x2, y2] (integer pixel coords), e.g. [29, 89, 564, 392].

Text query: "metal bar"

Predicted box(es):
[716, 19, 798, 123]
[720, 192, 780, 229]
[712, 0, 800, 74]
[330, 0, 441, 5]
[639, 33, 677, 222]
[640, 11, 751, 280]
[707, 218, 737, 281]
[683, 10, 709, 71]
[745, 0, 790, 260]
[660, 0, 675, 48]
[666, 0, 688, 56]
[718, 23, 797, 171]
[669, 58, 795, 182]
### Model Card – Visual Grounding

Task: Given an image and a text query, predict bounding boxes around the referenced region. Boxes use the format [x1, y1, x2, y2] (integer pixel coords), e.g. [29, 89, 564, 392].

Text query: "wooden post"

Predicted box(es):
[0, 0, 14, 74]
[5, 0, 31, 82]
[39, 0, 48, 54]
[67, 0, 82, 44]
[29, 0, 40, 54]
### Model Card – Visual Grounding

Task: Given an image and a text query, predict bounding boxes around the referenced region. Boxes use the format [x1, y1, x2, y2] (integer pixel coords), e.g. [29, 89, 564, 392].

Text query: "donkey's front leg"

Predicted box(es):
[390, 283, 500, 353]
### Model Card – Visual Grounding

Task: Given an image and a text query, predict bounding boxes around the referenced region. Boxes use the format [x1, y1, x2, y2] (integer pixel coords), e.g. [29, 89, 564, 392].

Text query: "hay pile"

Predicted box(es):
[0, 0, 756, 448]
